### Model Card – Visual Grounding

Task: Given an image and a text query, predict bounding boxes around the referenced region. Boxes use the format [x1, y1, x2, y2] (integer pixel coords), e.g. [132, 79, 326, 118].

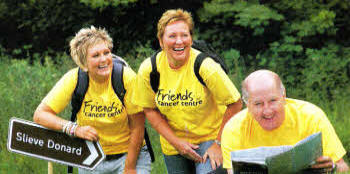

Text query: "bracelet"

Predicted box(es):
[214, 140, 221, 146]
[62, 121, 72, 133]
[72, 124, 78, 137]
[62, 121, 78, 137]
[65, 122, 73, 135]
[69, 123, 78, 137]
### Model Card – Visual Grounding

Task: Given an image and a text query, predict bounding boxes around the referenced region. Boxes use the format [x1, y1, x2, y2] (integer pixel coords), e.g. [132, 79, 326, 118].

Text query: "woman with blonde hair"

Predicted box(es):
[133, 9, 242, 174]
[33, 26, 151, 174]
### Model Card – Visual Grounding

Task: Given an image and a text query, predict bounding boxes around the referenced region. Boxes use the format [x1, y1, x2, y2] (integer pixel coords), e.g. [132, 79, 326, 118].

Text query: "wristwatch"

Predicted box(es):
[214, 140, 221, 146]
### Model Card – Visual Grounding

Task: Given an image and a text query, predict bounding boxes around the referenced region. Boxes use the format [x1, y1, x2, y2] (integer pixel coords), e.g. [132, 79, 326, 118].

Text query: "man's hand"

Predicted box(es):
[203, 143, 222, 170]
[174, 139, 202, 162]
[311, 156, 334, 172]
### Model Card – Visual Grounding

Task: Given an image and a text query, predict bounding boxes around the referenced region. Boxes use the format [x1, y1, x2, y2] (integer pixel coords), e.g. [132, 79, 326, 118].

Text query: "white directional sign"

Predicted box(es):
[7, 117, 105, 170]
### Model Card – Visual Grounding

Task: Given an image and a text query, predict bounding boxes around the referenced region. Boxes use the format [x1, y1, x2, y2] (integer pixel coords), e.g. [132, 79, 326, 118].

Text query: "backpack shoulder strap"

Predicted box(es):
[150, 51, 160, 93]
[192, 40, 229, 88]
[111, 57, 126, 105]
[69, 68, 88, 173]
[71, 68, 89, 122]
[111, 56, 155, 162]
[144, 128, 155, 162]
[194, 52, 208, 87]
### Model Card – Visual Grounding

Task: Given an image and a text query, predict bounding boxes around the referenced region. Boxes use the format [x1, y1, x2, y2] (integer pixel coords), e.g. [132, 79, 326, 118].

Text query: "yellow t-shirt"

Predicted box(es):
[133, 48, 241, 155]
[42, 66, 142, 155]
[221, 98, 346, 169]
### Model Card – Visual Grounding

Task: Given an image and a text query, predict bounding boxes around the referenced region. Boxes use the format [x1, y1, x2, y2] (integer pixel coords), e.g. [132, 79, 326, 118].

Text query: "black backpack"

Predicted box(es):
[150, 40, 229, 93]
[68, 55, 155, 173]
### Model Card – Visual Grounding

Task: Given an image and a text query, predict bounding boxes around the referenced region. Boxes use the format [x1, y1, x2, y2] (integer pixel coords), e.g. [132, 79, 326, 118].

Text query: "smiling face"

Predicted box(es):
[86, 41, 113, 82]
[245, 71, 286, 131]
[159, 20, 192, 69]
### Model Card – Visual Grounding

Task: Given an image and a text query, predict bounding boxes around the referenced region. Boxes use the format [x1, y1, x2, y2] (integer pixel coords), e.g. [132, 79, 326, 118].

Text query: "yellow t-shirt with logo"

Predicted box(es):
[42, 66, 142, 155]
[133, 48, 241, 155]
[221, 98, 346, 169]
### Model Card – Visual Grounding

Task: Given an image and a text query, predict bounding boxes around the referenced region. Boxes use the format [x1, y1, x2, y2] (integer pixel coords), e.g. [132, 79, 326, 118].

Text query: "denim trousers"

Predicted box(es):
[164, 140, 226, 174]
[79, 146, 151, 174]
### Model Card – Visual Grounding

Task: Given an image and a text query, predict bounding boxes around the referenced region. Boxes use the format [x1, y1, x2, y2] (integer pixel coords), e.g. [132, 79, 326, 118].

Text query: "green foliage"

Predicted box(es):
[223, 48, 246, 86]
[0, 52, 74, 173]
[198, 1, 283, 51]
[233, 4, 284, 36]
[310, 10, 336, 34]
[198, 0, 350, 99]
[0, 53, 73, 123]
[0, 0, 158, 61]
[290, 9, 336, 38]
[0, 1, 7, 19]
[309, 89, 350, 160]
[80, 0, 138, 9]
[123, 41, 155, 71]
[254, 35, 304, 93]
[0, 0, 97, 60]
[302, 44, 350, 101]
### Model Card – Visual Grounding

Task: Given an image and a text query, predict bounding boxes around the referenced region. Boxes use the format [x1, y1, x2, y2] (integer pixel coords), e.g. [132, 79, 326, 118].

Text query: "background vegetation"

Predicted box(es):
[1, 0, 349, 173]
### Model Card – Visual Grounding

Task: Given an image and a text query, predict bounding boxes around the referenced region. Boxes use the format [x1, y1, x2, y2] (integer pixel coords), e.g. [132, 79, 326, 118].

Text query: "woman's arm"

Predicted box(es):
[144, 108, 202, 162]
[33, 102, 98, 141]
[124, 112, 146, 174]
[33, 103, 69, 131]
[203, 100, 242, 169]
[216, 99, 242, 142]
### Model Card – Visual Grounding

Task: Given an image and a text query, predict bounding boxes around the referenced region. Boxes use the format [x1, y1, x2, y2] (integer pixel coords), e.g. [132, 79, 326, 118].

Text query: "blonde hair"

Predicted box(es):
[69, 26, 113, 71]
[157, 9, 194, 41]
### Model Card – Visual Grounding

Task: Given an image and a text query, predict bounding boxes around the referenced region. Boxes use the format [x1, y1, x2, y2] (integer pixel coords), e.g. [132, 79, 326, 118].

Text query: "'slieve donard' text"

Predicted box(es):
[16, 132, 82, 155]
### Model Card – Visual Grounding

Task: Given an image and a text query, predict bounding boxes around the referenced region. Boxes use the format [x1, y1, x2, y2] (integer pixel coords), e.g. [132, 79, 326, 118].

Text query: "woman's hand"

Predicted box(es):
[75, 125, 99, 141]
[203, 143, 222, 170]
[144, 108, 203, 162]
[174, 139, 202, 163]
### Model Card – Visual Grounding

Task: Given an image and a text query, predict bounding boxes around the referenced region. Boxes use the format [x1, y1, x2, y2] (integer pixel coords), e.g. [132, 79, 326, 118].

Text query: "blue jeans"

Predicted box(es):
[164, 140, 226, 174]
[79, 146, 151, 174]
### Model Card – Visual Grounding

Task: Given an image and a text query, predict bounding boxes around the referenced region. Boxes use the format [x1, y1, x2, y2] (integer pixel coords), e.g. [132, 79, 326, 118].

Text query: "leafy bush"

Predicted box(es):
[0, 0, 158, 62]
[198, 0, 350, 98]
[302, 44, 350, 101]
[0, 0, 96, 58]
[198, 1, 284, 55]
[123, 41, 155, 71]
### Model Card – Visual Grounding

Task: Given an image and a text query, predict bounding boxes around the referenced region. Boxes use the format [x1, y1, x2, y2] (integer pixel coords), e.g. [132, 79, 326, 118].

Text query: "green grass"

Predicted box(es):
[0, 56, 349, 173]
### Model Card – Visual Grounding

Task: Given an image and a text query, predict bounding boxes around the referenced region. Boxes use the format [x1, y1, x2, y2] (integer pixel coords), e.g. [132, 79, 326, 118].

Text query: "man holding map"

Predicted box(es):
[221, 70, 349, 173]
